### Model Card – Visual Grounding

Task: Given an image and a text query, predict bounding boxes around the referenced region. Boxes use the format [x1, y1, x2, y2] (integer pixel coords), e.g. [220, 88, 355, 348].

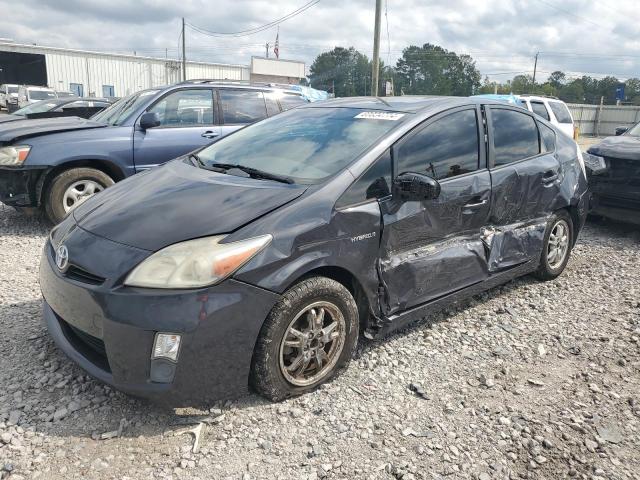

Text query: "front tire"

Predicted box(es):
[533, 210, 574, 281]
[44, 168, 114, 224]
[250, 277, 359, 402]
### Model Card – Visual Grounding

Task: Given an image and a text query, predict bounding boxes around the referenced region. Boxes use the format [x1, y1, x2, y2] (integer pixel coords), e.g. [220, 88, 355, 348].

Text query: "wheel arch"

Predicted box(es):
[37, 159, 125, 206]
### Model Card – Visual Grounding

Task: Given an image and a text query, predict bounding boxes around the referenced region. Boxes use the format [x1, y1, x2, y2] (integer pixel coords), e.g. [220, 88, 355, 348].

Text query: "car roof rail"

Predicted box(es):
[519, 94, 560, 100]
[174, 79, 301, 93]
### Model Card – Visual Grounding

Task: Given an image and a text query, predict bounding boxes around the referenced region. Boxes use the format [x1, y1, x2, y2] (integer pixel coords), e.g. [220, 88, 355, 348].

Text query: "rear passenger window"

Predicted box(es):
[279, 94, 307, 111]
[336, 150, 392, 208]
[539, 123, 556, 152]
[219, 90, 267, 124]
[548, 101, 573, 124]
[395, 109, 479, 180]
[530, 101, 550, 121]
[491, 109, 540, 166]
[148, 89, 214, 127]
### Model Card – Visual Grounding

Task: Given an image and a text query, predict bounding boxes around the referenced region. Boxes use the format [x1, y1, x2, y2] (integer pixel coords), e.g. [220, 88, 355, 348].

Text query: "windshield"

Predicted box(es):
[29, 90, 56, 100]
[8, 86, 18, 94]
[92, 89, 159, 126]
[197, 107, 405, 183]
[14, 100, 59, 116]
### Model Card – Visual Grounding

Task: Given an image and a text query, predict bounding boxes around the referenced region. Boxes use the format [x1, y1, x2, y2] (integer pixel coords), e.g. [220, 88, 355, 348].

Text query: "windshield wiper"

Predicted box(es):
[208, 163, 294, 184]
[188, 153, 205, 168]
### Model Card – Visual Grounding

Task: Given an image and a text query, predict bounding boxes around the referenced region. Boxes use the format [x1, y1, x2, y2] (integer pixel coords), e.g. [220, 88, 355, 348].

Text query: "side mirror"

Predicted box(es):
[614, 126, 628, 136]
[393, 172, 441, 202]
[139, 112, 161, 130]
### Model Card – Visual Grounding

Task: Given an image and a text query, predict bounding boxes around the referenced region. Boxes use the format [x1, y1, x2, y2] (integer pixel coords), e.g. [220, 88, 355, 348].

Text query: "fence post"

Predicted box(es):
[595, 96, 604, 137]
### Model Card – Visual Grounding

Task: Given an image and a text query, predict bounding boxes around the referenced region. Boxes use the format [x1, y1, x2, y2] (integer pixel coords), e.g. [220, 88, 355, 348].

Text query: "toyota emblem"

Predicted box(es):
[55, 245, 69, 271]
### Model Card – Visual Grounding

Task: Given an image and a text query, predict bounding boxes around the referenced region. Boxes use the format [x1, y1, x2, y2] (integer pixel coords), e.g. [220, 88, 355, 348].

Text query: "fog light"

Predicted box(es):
[153, 333, 181, 361]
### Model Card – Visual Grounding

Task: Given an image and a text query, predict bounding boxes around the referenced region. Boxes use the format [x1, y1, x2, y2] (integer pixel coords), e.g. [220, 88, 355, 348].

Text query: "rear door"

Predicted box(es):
[379, 106, 492, 314]
[218, 89, 269, 137]
[133, 88, 220, 171]
[484, 105, 562, 270]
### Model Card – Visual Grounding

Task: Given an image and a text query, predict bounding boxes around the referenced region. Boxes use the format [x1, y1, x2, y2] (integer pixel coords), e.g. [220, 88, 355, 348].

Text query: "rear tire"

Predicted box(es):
[250, 277, 359, 402]
[533, 210, 574, 281]
[44, 168, 114, 224]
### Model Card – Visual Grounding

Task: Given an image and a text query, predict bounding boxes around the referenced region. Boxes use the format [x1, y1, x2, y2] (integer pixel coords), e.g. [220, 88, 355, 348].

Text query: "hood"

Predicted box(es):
[0, 116, 105, 144]
[0, 114, 23, 124]
[73, 159, 308, 251]
[587, 135, 640, 161]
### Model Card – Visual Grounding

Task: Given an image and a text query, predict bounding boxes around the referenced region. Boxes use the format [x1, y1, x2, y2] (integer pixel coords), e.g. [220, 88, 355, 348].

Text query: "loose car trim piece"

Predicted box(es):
[40, 96, 589, 405]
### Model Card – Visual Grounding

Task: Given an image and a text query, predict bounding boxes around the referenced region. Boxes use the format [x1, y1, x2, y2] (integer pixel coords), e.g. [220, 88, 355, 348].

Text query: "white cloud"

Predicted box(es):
[0, 0, 638, 81]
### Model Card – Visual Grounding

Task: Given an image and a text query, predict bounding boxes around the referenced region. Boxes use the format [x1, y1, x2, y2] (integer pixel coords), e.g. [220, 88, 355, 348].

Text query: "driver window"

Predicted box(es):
[148, 89, 214, 127]
[395, 109, 480, 180]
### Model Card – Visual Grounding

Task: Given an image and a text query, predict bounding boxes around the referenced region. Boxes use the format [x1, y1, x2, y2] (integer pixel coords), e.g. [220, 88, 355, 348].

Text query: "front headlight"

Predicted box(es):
[124, 234, 272, 289]
[0, 146, 31, 166]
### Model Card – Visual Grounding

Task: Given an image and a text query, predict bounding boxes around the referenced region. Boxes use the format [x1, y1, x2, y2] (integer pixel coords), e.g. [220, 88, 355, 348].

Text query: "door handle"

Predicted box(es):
[542, 170, 559, 184]
[201, 131, 219, 139]
[464, 198, 488, 208]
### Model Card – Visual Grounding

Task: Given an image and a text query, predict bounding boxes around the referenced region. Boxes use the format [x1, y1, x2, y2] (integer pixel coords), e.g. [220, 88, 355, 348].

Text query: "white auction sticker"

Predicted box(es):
[354, 111, 405, 121]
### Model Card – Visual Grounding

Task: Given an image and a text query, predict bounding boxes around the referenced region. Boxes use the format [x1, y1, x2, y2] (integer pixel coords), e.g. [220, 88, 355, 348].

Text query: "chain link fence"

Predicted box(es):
[569, 103, 640, 137]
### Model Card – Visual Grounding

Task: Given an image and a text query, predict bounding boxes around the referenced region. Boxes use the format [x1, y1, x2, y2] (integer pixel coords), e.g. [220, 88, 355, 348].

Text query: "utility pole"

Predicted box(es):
[265, 43, 270, 58]
[371, 0, 382, 96]
[532, 52, 539, 90]
[182, 17, 187, 81]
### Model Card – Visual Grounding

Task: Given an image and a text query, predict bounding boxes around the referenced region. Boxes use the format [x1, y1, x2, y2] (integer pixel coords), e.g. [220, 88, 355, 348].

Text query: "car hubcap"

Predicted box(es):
[547, 219, 569, 269]
[62, 180, 103, 213]
[279, 301, 346, 387]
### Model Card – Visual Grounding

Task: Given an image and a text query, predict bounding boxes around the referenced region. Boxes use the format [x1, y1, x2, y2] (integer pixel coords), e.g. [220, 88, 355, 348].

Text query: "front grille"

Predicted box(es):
[65, 266, 105, 285]
[58, 317, 111, 372]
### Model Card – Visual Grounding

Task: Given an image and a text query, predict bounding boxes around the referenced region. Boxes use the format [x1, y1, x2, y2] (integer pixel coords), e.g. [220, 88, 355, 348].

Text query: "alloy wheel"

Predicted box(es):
[547, 219, 570, 269]
[279, 301, 346, 387]
[63, 180, 103, 213]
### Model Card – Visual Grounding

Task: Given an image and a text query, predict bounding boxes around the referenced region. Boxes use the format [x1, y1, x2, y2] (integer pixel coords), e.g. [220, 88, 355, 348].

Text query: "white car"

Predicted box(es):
[17, 86, 57, 109]
[0, 84, 20, 110]
[519, 95, 575, 139]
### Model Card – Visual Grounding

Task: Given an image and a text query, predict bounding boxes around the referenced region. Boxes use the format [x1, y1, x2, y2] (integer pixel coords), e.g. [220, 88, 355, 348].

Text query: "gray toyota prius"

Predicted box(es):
[40, 96, 589, 405]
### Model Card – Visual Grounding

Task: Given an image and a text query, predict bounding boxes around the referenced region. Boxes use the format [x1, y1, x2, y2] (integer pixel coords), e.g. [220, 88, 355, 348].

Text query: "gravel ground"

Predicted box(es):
[0, 204, 638, 480]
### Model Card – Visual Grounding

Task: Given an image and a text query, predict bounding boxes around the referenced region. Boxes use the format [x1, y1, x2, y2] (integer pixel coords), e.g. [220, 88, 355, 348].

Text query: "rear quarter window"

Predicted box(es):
[548, 102, 573, 124]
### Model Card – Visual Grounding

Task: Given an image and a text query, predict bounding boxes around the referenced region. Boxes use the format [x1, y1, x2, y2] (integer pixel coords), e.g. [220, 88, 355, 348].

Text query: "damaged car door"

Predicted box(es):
[484, 106, 562, 271]
[379, 106, 491, 315]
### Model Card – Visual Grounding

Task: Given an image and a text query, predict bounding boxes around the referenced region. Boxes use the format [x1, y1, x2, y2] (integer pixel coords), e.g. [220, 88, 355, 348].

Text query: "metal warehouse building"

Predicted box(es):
[0, 42, 254, 97]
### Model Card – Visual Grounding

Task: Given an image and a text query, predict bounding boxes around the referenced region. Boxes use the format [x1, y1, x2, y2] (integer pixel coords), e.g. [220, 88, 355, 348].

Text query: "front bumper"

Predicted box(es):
[40, 237, 281, 405]
[0, 167, 46, 207]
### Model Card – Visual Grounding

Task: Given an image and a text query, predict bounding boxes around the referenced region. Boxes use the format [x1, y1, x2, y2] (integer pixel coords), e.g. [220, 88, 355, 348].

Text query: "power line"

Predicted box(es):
[532, 0, 601, 28]
[186, 0, 321, 38]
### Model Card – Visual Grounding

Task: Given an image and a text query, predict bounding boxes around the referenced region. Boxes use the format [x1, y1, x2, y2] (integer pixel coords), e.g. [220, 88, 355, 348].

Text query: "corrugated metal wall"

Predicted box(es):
[569, 103, 640, 136]
[0, 43, 250, 98]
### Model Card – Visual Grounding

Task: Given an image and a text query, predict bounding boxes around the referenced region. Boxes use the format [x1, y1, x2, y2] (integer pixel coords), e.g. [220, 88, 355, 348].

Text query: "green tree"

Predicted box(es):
[548, 71, 566, 89]
[394, 43, 481, 96]
[308, 47, 372, 97]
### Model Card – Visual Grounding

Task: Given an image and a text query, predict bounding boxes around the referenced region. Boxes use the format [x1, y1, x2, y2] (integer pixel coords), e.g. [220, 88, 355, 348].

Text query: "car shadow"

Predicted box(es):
[0, 203, 51, 237]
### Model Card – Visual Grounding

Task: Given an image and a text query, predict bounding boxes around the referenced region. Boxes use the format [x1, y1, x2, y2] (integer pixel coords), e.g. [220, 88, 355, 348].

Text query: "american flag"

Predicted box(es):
[274, 30, 280, 59]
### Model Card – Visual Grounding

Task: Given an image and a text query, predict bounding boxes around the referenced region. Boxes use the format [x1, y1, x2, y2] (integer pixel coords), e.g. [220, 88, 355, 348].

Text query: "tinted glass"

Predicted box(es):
[92, 89, 160, 126]
[396, 109, 479, 180]
[530, 101, 550, 121]
[491, 109, 540, 166]
[548, 101, 573, 124]
[29, 90, 56, 100]
[149, 89, 214, 127]
[13, 100, 59, 115]
[198, 107, 402, 184]
[8, 86, 18, 94]
[219, 90, 267, 124]
[336, 150, 392, 208]
[539, 123, 556, 152]
[279, 94, 308, 110]
[62, 101, 90, 109]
